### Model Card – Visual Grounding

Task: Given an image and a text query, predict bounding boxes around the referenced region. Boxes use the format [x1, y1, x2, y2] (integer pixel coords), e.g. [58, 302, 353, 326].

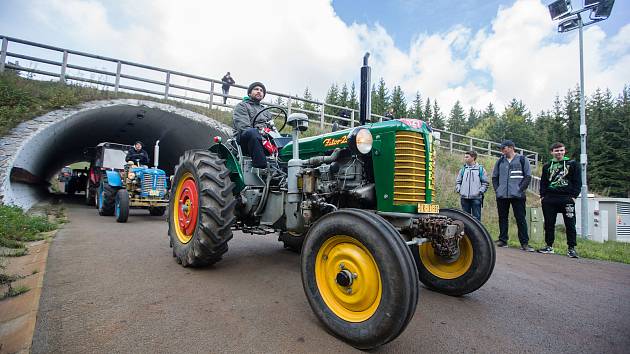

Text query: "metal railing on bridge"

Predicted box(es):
[1, 34, 539, 170]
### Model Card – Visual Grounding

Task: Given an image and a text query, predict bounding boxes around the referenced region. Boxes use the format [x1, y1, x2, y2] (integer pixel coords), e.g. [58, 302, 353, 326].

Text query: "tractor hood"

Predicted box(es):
[278, 118, 432, 161]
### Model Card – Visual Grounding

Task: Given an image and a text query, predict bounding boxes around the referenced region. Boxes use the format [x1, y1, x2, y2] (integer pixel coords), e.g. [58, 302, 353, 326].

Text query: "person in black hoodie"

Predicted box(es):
[538, 142, 581, 258]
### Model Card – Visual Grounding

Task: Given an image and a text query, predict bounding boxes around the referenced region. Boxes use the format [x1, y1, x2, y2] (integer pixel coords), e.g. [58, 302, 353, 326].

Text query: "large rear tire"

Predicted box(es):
[411, 208, 495, 296]
[301, 209, 419, 350]
[85, 179, 95, 206]
[169, 150, 236, 267]
[115, 189, 130, 223]
[98, 180, 116, 216]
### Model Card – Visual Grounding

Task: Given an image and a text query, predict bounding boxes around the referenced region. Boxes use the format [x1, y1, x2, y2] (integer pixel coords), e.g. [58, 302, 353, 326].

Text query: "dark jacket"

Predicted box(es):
[232, 97, 273, 137]
[456, 163, 489, 199]
[125, 147, 149, 165]
[540, 157, 581, 198]
[492, 154, 531, 199]
[221, 74, 235, 90]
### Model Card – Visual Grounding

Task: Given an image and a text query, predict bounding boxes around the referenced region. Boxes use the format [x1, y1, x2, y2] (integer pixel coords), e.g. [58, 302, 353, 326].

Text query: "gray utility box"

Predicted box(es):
[526, 207, 544, 242]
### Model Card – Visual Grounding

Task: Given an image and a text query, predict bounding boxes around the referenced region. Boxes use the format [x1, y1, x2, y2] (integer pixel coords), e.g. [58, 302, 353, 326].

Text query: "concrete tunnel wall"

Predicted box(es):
[0, 99, 233, 209]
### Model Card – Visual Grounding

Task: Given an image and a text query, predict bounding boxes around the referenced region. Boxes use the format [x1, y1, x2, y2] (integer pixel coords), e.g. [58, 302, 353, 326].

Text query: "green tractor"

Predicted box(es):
[168, 55, 495, 349]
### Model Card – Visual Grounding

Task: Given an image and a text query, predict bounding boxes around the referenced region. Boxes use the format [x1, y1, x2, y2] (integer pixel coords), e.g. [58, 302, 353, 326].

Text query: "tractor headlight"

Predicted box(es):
[348, 128, 373, 155]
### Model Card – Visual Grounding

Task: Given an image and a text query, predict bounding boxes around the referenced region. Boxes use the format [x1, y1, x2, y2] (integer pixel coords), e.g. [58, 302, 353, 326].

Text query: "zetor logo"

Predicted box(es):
[323, 135, 348, 147]
[399, 118, 424, 129]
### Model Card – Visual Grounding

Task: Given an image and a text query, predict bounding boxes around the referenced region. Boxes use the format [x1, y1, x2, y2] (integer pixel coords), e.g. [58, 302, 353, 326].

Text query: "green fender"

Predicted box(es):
[209, 143, 245, 193]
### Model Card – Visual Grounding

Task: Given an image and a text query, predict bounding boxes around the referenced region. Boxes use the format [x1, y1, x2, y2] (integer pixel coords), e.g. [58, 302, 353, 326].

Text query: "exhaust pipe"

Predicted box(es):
[153, 140, 160, 168]
[359, 52, 371, 125]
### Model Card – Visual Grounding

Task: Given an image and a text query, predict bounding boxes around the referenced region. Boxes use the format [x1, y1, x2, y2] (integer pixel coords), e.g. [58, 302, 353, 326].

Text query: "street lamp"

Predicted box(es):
[547, 0, 615, 239]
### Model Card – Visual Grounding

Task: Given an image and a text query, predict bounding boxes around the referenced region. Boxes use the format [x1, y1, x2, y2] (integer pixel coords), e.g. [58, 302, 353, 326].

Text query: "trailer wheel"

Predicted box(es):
[412, 208, 495, 296]
[169, 150, 236, 267]
[278, 231, 305, 253]
[115, 189, 130, 223]
[301, 209, 419, 350]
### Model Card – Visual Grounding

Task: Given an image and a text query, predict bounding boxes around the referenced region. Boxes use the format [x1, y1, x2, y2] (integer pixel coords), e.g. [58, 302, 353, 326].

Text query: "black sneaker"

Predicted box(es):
[520, 244, 535, 252]
[494, 240, 508, 248]
[567, 248, 579, 258]
[537, 246, 554, 254]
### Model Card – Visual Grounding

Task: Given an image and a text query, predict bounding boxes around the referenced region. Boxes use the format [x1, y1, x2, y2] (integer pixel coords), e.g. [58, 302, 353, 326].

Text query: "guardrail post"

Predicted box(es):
[114, 61, 121, 95]
[350, 110, 355, 128]
[0, 37, 8, 73]
[487, 142, 491, 157]
[469, 137, 473, 151]
[320, 103, 325, 129]
[208, 82, 214, 109]
[534, 152, 539, 169]
[287, 97, 292, 116]
[449, 133, 453, 153]
[164, 71, 171, 100]
[60, 50, 68, 84]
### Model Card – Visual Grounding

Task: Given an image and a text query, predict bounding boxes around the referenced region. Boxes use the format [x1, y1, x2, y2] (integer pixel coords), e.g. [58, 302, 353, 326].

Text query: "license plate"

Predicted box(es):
[149, 190, 160, 196]
[418, 203, 439, 214]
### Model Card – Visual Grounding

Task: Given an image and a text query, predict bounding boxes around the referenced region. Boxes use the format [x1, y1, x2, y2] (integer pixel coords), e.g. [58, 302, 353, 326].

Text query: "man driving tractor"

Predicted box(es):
[125, 141, 149, 165]
[232, 82, 276, 168]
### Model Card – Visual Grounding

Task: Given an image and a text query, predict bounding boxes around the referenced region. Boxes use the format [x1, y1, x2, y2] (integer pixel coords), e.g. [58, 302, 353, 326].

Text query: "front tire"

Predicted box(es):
[169, 150, 236, 267]
[411, 208, 495, 296]
[149, 206, 166, 216]
[115, 189, 130, 223]
[98, 181, 116, 216]
[301, 209, 419, 350]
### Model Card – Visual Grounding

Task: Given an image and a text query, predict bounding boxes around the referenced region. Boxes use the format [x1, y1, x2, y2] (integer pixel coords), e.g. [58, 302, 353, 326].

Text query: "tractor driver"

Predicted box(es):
[126, 141, 149, 166]
[232, 81, 276, 169]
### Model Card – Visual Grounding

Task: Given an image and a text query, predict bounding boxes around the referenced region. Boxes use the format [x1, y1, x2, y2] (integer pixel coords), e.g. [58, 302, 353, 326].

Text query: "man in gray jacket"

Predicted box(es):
[492, 140, 533, 251]
[455, 150, 488, 221]
[233, 82, 275, 168]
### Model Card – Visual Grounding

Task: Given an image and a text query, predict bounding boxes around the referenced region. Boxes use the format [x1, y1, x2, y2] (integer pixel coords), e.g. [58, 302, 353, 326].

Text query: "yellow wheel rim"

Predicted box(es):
[315, 235, 382, 322]
[173, 172, 198, 244]
[419, 235, 473, 279]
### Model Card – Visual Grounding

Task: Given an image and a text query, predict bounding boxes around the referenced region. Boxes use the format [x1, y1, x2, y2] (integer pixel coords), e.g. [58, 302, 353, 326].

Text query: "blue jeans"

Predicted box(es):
[461, 198, 482, 221]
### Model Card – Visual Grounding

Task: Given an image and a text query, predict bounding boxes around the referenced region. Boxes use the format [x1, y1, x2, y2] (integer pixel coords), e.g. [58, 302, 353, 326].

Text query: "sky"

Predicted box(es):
[1, 0, 629, 116]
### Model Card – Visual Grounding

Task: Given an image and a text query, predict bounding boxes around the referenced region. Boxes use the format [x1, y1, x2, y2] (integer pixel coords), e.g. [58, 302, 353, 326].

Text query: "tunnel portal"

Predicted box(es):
[0, 99, 233, 209]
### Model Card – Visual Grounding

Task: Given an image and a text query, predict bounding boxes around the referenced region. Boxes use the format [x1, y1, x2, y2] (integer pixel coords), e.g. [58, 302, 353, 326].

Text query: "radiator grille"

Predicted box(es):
[142, 174, 167, 196]
[393, 131, 427, 205]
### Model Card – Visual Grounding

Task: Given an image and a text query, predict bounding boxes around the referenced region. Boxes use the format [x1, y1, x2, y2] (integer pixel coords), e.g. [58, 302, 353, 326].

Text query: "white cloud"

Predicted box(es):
[14, 0, 630, 116]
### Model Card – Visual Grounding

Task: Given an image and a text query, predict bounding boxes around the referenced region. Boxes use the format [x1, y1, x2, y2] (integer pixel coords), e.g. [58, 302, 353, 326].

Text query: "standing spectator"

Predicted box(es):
[538, 142, 581, 258]
[455, 150, 489, 221]
[492, 140, 533, 251]
[384, 107, 394, 121]
[221, 72, 235, 104]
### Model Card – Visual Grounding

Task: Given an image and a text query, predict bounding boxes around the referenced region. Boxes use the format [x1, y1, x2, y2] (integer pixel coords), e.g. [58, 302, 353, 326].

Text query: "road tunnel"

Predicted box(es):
[1, 99, 233, 209]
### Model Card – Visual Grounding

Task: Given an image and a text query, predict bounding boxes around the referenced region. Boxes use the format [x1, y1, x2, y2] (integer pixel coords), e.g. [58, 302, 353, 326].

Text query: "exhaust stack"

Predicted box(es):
[153, 140, 160, 168]
[359, 52, 371, 125]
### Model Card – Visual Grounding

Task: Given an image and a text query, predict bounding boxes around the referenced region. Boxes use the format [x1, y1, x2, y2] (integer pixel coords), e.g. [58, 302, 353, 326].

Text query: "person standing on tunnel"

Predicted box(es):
[126, 141, 149, 166]
[221, 72, 235, 105]
[233, 82, 275, 169]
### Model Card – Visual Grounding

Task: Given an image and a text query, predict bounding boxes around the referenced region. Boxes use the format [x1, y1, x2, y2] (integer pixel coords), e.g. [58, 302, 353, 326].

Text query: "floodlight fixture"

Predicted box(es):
[558, 16, 581, 32]
[591, 0, 615, 19]
[548, 0, 572, 20]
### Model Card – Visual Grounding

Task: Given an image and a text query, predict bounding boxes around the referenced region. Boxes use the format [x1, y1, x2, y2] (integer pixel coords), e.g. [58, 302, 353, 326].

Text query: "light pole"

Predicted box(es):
[547, 0, 615, 239]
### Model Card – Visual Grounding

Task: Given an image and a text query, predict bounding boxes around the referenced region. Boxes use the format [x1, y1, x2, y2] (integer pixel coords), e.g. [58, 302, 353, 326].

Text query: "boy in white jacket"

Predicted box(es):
[455, 150, 489, 221]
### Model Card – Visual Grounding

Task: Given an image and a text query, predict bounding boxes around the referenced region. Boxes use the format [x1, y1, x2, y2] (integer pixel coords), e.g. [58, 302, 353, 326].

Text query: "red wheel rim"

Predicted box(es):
[175, 175, 198, 242]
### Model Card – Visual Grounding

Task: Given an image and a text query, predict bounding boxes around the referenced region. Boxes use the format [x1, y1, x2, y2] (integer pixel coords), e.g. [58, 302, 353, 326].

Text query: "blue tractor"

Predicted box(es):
[97, 141, 169, 222]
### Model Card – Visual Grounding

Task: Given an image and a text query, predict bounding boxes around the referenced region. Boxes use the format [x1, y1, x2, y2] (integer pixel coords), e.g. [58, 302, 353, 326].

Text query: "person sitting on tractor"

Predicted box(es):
[232, 82, 276, 169]
[125, 141, 149, 166]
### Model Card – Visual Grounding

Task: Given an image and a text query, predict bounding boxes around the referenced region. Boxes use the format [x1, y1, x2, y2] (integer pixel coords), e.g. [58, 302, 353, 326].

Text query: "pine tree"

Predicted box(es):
[372, 78, 389, 117]
[339, 83, 349, 108]
[390, 86, 407, 118]
[408, 91, 423, 119]
[325, 83, 340, 117]
[448, 101, 467, 134]
[423, 98, 432, 124]
[349, 82, 359, 111]
[302, 87, 317, 120]
[432, 100, 446, 129]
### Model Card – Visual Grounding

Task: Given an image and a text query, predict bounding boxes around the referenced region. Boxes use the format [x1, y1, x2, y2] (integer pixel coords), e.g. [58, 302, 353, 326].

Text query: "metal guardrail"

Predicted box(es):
[1, 34, 539, 167]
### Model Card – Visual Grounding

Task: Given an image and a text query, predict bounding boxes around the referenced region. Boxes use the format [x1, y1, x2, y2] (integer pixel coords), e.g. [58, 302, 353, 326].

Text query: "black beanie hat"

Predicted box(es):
[247, 82, 266, 97]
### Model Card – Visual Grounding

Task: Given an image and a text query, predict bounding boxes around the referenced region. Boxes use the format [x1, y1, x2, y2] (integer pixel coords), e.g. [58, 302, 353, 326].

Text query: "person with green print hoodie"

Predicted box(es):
[538, 142, 582, 258]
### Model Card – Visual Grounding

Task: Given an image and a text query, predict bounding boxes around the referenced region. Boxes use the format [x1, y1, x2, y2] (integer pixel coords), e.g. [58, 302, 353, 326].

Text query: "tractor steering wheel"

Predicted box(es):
[252, 106, 288, 133]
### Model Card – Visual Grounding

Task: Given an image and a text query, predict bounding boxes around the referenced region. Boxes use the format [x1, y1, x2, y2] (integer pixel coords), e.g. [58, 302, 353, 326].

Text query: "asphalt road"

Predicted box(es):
[32, 197, 630, 353]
